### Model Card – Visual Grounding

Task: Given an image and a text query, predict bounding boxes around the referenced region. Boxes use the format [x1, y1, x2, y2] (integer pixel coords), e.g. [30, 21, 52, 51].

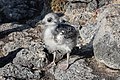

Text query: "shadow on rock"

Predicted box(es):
[72, 45, 94, 58]
[0, 48, 23, 68]
[0, 23, 31, 39]
[72, 34, 95, 59]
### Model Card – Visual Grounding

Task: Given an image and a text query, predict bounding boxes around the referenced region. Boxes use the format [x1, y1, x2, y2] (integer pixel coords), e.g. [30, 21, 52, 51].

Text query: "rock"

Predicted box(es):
[1, 24, 47, 65]
[0, 63, 43, 80]
[0, 23, 48, 79]
[117, 76, 120, 80]
[66, 0, 112, 10]
[97, 0, 112, 8]
[0, 0, 44, 22]
[0, 41, 4, 46]
[65, 7, 99, 51]
[0, 76, 5, 80]
[65, 9, 93, 25]
[0, 0, 120, 79]
[63, 0, 99, 47]
[0, 23, 20, 32]
[86, 0, 97, 12]
[93, 4, 120, 69]
[51, 0, 98, 13]
[0, 48, 47, 80]
[66, 0, 97, 12]
[0, 23, 30, 56]
[48, 56, 97, 80]
[13, 42, 47, 69]
[63, 0, 113, 46]
[67, 0, 92, 2]
[79, 21, 99, 45]
[0, 23, 32, 40]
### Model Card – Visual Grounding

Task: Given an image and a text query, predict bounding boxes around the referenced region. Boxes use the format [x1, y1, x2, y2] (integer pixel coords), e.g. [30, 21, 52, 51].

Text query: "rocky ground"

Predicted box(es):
[0, 0, 120, 80]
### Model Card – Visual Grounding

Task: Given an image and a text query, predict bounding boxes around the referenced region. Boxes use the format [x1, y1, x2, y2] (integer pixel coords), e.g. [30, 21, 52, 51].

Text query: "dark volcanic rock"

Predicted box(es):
[0, 0, 44, 22]
[93, 4, 120, 69]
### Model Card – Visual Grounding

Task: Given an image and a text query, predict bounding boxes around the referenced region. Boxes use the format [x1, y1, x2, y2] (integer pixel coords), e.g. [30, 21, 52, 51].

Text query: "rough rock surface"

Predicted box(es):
[0, 23, 48, 79]
[0, 0, 44, 22]
[51, 0, 112, 13]
[0, 63, 43, 80]
[79, 19, 98, 45]
[63, 0, 113, 47]
[0, 0, 120, 80]
[48, 57, 97, 80]
[93, 4, 120, 69]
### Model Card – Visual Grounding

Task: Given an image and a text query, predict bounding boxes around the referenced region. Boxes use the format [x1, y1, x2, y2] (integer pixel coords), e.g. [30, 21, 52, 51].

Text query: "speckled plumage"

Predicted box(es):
[42, 13, 78, 70]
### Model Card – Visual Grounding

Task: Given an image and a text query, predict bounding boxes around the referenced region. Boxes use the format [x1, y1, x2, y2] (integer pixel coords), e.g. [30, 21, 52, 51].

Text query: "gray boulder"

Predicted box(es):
[93, 4, 120, 69]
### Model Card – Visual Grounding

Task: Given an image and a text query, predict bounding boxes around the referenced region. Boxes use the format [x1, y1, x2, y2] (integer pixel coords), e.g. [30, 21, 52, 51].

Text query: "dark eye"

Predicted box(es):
[47, 17, 52, 22]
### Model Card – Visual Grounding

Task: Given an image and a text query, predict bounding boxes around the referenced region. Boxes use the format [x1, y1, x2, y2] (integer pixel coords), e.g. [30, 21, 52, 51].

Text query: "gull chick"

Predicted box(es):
[42, 13, 78, 70]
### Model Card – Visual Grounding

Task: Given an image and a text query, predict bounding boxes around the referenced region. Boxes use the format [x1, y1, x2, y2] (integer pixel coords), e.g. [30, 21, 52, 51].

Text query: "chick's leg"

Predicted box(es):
[52, 51, 56, 66]
[45, 51, 56, 69]
[66, 52, 70, 69]
[58, 52, 70, 70]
